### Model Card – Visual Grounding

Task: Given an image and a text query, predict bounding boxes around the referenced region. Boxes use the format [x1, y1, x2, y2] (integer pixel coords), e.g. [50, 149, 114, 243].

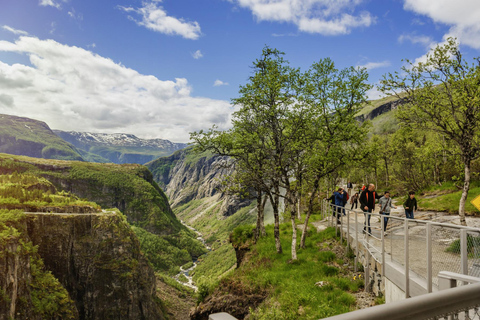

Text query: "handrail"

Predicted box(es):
[321, 282, 480, 320]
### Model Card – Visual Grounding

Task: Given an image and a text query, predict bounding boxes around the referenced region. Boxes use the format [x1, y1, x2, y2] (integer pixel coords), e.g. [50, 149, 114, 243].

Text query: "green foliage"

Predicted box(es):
[230, 225, 255, 247]
[212, 224, 362, 320]
[30, 256, 77, 319]
[446, 234, 480, 257]
[192, 243, 236, 288]
[132, 226, 207, 275]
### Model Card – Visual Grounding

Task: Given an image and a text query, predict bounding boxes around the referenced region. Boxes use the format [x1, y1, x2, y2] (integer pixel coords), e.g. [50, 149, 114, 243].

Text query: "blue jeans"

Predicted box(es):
[405, 210, 414, 219]
[382, 212, 390, 231]
[363, 209, 372, 233]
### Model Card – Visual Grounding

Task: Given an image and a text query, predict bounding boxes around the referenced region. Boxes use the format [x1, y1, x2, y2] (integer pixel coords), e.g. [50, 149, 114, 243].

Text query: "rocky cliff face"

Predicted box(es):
[356, 97, 406, 122]
[0, 212, 163, 320]
[147, 148, 251, 217]
[26, 213, 163, 320]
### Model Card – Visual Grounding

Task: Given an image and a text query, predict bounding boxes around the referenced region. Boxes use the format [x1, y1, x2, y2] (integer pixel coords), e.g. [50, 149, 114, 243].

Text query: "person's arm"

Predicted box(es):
[414, 198, 418, 211]
[404, 199, 409, 210]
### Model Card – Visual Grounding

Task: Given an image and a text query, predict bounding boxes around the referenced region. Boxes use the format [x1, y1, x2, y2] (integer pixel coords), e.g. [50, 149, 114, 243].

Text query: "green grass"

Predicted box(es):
[210, 224, 364, 320]
[419, 185, 480, 215]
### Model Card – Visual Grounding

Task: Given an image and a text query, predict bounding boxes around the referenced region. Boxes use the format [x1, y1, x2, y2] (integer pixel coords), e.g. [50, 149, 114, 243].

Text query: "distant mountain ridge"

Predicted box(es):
[54, 130, 187, 164]
[54, 131, 187, 149]
[0, 114, 84, 161]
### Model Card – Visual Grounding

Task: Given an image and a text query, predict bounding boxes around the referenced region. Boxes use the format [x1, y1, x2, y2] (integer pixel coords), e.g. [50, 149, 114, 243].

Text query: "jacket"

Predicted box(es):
[333, 191, 344, 207]
[403, 197, 418, 211]
[378, 196, 395, 213]
[359, 189, 378, 210]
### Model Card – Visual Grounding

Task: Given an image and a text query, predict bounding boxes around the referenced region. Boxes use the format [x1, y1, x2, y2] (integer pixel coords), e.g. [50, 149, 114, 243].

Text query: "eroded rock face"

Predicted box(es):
[147, 149, 251, 217]
[0, 237, 39, 320]
[25, 213, 163, 320]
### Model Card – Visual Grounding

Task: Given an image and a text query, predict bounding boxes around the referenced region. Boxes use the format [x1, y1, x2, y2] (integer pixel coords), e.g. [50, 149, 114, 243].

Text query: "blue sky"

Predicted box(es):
[1, 0, 480, 142]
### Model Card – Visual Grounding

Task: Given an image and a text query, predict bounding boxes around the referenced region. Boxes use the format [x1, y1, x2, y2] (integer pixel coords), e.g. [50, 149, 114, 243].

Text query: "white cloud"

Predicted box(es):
[233, 0, 374, 35]
[49, 22, 57, 34]
[404, 0, 480, 49]
[0, 36, 234, 142]
[192, 50, 203, 59]
[39, 0, 62, 9]
[2, 26, 28, 36]
[119, 1, 201, 40]
[87, 43, 96, 49]
[398, 34, 435, 48]
[213, 80, 229, 86]
[366, 85, 385, 101]
[357, 60, 390, 70]
[68, 8, 83, 21]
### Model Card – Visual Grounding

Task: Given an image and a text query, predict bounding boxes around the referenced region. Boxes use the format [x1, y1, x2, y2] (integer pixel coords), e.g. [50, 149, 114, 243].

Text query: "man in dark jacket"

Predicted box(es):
[403, 191, 418, 219]
[359, 184, 378, 234]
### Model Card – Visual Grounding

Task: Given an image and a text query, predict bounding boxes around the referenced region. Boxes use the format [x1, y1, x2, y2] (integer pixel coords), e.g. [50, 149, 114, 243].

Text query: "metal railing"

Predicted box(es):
[322, 280, 480, 320]
[322, 201, 480, 296]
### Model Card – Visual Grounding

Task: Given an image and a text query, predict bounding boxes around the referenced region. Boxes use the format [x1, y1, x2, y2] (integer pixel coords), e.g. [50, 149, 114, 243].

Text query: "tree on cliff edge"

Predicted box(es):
[380, 38, 480, 226]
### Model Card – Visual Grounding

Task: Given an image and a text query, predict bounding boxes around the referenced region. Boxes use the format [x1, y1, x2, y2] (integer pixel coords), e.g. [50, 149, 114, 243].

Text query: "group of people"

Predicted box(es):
[327, 182, 418, 235]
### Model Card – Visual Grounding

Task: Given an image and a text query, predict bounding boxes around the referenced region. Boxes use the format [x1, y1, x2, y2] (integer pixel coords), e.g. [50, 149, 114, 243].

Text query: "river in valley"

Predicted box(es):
[173, 221, 211, 291]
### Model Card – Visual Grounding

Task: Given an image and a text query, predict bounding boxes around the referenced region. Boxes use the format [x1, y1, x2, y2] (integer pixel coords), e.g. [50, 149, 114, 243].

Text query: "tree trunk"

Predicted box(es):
[260, 195, 267, 237]
[291, 213, 297, 260]
[458, 160, 470, 226]
[272, 188, 283, 254]
[254, 191, 267, 242]
[300, 179, 319, 248]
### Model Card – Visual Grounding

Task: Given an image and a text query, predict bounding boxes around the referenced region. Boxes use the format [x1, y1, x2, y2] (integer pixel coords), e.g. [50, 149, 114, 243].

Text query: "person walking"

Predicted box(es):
[347, 181, 353, 196]
[403, 191, 417, 219]
[333, 188, 344, 223]
[350, 192, 359, 210]
[359, 184, 378, 234]
[378, 191, 397, 234]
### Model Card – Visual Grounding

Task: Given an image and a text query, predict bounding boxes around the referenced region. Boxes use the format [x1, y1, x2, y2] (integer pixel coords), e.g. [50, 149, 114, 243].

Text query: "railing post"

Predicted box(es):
[355, 211, 358, 273]
[427, 223, 432, 293]
[347, 208, 350, 250]
[381, 216, 385, 278]
[340, 208, 343, 243]
[365, 250, 370, 292]
[405, 219, 410, 298]
[461, 229, 468, 277]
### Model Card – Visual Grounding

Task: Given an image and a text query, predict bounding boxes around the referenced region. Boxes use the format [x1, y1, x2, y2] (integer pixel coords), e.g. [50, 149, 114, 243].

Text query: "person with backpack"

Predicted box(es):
[378, 191, 397, 234]
[359, 184, 379, 234]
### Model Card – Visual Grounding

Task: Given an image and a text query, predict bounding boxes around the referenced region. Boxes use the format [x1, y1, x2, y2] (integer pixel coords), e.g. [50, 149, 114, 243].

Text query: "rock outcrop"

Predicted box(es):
[147, 148, 251, 217]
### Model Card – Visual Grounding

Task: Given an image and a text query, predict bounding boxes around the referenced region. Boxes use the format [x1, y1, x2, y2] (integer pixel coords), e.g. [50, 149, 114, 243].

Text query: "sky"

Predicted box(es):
[1, 0, 480, 143]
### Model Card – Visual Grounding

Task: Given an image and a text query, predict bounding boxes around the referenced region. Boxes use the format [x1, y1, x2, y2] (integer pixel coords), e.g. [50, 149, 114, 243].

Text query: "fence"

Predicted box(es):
[321, 200, 480, 296]
[322, 277, 480, 320]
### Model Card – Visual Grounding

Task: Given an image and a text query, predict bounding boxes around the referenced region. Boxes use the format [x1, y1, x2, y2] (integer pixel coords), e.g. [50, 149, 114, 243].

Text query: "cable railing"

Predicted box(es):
[322, 201, 480, 296]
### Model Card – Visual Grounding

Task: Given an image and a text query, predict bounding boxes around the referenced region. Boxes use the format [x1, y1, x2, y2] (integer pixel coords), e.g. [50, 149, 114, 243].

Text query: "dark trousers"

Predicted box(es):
[382, 212, 390, 231]
[405, 210, 414, 219]
[363, 209, 372, 234]
[351, 200, 358, 210]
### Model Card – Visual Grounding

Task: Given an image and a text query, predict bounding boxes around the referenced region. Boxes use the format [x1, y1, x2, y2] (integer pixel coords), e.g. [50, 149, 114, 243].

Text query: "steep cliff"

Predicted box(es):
[0, 114, 83, 161]
[26, 212, 163, 320]
[146, 148, 251, 217]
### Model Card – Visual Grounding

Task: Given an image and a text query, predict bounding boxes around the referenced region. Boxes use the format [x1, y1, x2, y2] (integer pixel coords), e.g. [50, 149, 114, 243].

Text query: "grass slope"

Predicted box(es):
[0, 114, 83, 161]
[198, 224, 366, 320]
